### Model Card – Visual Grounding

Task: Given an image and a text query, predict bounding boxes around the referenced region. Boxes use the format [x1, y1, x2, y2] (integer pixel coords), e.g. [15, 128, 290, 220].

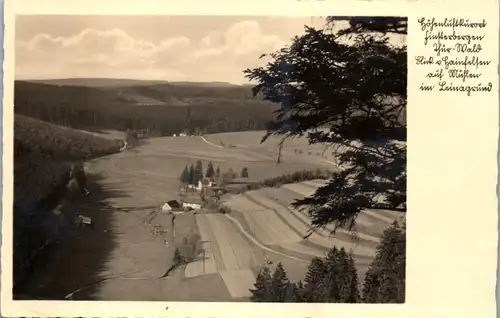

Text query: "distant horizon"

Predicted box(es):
[15, 77, 254, 86]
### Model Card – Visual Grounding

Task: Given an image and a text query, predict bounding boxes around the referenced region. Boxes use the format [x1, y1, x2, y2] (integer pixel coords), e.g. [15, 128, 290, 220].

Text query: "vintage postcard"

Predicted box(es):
[1, 0, 498, 317]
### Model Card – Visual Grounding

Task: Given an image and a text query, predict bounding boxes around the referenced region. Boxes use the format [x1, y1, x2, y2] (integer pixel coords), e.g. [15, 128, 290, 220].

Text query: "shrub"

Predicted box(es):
[218, 206, 232, 214]
[177, 231, 202, 263]
[173, 247, 184, 265]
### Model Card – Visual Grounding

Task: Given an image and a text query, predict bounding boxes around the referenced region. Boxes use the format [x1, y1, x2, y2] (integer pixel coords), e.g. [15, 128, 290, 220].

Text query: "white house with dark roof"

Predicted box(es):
[182, 195, 204, 210]
[162, 200, 183, 213]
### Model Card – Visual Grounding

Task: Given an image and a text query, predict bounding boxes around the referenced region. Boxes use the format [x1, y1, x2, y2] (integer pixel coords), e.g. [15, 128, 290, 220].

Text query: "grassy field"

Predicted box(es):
[21, 128, 398, 301]
[202, 131, 338, 166]
[20, 129, 333, 300]
[216, 180, 405, 285]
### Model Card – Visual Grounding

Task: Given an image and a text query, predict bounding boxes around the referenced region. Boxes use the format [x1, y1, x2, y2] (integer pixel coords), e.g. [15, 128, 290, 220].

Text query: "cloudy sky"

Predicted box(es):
[15, 16, 405, 84]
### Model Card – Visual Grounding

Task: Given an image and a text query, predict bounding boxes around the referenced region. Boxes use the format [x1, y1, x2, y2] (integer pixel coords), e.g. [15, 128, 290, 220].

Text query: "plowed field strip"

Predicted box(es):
[270, 186, 379, 228]
[223, 214, 306, 262]
[219, 269, 256, 299]
[298, 181, 405, 226]
[253, 189, 380, 245]
[282, 183, 316, 197]
[196, 214, 226, 272]
[222, 196, 276, 245]
[244, 192, 310, 239]
[205, 215, 240, 271]
[364, 210, 400, 224]
[242, 191, 376, 257]
[222, 195, 265, 212]
[247, 189, 376, 257]
[212, 214, 264, 269]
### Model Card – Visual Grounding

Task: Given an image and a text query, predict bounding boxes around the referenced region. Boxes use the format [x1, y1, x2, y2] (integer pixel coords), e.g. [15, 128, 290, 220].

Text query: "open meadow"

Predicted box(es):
[18, 128, 403, 301]
[202, 131, 339, 166]
[19, 130, 335, 301]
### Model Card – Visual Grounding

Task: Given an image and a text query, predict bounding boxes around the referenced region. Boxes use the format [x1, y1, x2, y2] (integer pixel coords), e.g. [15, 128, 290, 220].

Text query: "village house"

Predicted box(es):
[75, 214, 92, 228]
[161, 200, 183, 213]
[182, 195, 204, 210]
[196, 177, 214, 191]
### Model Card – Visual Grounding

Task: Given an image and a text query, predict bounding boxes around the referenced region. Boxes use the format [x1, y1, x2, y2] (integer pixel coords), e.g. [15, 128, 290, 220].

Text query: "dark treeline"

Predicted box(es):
[13, 114, 123, 291]
[15, 81, 275, 136]
[250, 221, 406, 303]
[112, 82, 256, 100]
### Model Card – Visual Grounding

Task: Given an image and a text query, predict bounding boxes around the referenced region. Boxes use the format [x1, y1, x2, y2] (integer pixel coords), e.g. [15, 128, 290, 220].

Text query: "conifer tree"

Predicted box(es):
[362, 221, 405, 303]
[215, 166, 221, 181]
[337, 248, 360, 303]
[292, 280, 307, 302]
[180, 166, 189, 184]
[346, 254, 361, 303]
[303, 257, 328, 302]
[241, 167, 249, 179]
[194, 160, 204, 184]
[188, 164, 195, 185]
[270, 262, 291, 302]
[244, 17, 406, 233]
[250, 265, 273, 302]
[205, 161, 215, 179]
[323, 246, 341, 302]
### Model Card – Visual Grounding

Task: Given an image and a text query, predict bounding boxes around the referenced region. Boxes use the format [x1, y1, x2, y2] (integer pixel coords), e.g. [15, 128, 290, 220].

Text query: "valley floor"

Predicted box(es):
[18, 133, 404, 301]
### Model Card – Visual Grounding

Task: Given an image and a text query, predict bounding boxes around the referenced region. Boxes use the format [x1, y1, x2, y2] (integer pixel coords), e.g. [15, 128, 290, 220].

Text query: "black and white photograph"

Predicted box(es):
[12, 15, 407, 303]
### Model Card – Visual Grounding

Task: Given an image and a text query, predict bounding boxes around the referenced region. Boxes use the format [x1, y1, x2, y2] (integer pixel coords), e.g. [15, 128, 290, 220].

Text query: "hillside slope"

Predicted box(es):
[15, 114, 124, 160]
[14, 115, 124, 289]
[15, 81, 276, 136]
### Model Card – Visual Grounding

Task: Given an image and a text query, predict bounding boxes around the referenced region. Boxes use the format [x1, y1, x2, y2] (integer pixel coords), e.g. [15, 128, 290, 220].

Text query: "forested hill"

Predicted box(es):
[15, 80, 276, 136]
[14, 114, 125, 287]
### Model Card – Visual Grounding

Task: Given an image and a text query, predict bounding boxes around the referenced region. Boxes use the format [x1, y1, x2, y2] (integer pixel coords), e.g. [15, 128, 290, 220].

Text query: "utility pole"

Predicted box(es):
[203, 249, 206, 273]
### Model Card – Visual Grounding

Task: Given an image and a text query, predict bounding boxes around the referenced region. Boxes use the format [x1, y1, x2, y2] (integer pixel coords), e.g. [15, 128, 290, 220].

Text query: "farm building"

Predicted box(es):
[182, 196, 204, 210]
[162, 200, 183, 213]
[75, 214, 92, 228]
[196, 178, 214, 191]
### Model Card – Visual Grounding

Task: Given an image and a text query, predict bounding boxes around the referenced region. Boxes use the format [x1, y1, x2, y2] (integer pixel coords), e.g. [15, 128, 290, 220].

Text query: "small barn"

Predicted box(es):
[162, 200, 183, 213]
[75, 214, 92, 228]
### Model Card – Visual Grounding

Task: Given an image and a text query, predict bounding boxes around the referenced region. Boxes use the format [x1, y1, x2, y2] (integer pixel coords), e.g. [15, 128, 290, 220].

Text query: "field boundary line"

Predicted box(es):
[266, 186, 381, 244]
[200, 136, 224, 148]
[223, 214, 307, 262]
[243, 193, 308, 241]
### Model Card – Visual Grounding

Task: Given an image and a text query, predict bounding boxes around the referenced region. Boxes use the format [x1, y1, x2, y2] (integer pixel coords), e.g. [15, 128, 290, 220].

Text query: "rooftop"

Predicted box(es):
[183, 196, 205, 205]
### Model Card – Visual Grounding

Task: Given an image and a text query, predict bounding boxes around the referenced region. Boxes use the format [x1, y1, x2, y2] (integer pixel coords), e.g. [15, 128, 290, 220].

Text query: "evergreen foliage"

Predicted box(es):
[188, 165, 195, 185]
[362, 221, 406, 303]
[244, 16, 407, 232]
[250, 265, 273, 302]
[215, 166, 221, 181]
[270, 262, 291, 302]
[173, 247, 183, 265]
[194, 160, 204, 184]
[180, 166, 190, 184]
[205, 161, 215, 179]
[241, 167, 249, 179]
[303, 257, 328, 302]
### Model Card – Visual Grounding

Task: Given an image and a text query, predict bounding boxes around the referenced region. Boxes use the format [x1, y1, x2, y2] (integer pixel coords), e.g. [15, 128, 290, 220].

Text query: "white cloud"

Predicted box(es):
[15, 20, 305, 83]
